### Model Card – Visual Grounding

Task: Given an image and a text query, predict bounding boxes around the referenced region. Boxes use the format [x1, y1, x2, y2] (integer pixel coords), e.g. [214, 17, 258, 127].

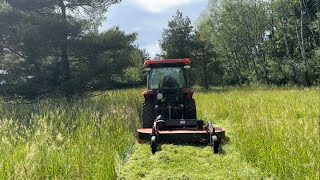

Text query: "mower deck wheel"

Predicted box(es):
[151, 136, 157, 154]
[211, 135, 220, 154]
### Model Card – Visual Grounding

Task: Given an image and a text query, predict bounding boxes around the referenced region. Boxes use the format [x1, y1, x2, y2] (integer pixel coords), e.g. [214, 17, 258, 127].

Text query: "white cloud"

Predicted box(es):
[133, 0, 195, 13]
[142, 42, 161, 58]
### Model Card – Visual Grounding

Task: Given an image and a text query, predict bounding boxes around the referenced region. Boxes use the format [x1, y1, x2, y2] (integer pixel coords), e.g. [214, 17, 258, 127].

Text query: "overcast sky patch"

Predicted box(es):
[101, 0, 208, 58]
[131, 0, 195, 13]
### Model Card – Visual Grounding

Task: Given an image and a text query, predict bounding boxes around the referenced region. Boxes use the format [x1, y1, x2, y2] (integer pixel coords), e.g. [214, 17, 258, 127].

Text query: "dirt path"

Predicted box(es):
[118, 138, 270, 179]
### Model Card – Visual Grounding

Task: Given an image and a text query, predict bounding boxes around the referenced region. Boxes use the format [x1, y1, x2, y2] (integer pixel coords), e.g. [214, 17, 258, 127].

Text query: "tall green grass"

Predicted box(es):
[0, 89, 142, 179]
[1, 87, 319, 179]
[196, 87, 320, 179]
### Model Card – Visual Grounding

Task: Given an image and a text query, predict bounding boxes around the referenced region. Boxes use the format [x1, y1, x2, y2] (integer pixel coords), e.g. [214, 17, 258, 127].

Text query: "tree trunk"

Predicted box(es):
[261, 51, 270, 85]
[270, 0, 284, 79]
[59, 0, 71, 82]
[281, 15, 298, 83]
[302, 0, 317, 47]
[58, 0, 72, 98]
[295, 0, 310, 86]
[232, 50, 243, 84]
[317, 0, 320, 44]
[203, 56, 209, 90]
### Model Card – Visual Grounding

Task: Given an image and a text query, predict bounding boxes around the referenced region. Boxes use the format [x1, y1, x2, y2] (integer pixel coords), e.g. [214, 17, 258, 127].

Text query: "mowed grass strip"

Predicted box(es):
[119, 142, 267, 179]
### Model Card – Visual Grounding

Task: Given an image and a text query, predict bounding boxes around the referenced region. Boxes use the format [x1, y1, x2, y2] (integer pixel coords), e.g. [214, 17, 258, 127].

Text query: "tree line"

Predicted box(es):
[160, 0, 320, 88]
[1, 0, 319, 99]
[0, 0, 147, 99]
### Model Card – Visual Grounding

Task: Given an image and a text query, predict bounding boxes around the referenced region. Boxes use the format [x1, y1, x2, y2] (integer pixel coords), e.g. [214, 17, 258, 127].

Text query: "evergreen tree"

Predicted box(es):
[0, 0, 146, 98]
[160, 10, 194, 59]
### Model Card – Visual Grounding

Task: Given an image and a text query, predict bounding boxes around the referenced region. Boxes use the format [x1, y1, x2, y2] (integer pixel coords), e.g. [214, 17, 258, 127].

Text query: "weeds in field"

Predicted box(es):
[1, 87, 319, 179]
[196, 87, 320, 179]
[0, 89, 141, 179]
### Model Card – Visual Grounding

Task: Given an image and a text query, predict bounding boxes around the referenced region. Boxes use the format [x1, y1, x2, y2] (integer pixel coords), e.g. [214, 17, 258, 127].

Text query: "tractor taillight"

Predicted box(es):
[181, 89, 194, 99]
[143, 90, 155, 100]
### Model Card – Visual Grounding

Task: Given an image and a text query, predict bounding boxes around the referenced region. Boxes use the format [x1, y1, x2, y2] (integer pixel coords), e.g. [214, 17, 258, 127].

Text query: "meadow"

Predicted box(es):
[0, 87, 319, 179]
[195, 87, 320, 179]
[0, 89, 142, 179]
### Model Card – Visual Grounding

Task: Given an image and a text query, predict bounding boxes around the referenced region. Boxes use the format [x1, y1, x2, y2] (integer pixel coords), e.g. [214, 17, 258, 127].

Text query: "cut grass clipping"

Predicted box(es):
[1, 87, 319, 179]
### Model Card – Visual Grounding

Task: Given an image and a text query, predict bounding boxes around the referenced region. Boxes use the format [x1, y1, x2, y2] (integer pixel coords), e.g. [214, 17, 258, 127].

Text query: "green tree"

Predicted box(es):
[160, 10, 194, 59]
[191, 31, 222, 89]
[68, 27, 141, 90]
[160, 10, 222, 89]
[199, 0, 320, 86]
[0, 0, 149, 98]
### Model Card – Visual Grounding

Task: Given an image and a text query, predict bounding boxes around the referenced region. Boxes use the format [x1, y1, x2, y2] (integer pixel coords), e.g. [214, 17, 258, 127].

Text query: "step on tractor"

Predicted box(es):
[136, 58, 225, 154]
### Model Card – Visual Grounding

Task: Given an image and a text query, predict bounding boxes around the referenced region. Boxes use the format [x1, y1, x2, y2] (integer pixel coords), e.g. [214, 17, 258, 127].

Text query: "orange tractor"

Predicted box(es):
[137, 59, 225, 154]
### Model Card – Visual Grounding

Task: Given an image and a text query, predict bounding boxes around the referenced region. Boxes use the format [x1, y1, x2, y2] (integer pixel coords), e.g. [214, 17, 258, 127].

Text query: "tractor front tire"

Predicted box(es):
[142, 100, 154, 128]
[184, 99, 197, 119]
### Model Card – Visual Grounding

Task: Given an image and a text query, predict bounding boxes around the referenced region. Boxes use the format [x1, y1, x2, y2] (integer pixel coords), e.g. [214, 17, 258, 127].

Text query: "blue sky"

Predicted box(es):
[100, 0, 208, 58]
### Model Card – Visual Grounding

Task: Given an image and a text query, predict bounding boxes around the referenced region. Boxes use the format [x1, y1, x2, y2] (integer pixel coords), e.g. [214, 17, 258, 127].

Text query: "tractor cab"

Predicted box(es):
[145, 61, 190, 90]
[142, 59, 196, 128]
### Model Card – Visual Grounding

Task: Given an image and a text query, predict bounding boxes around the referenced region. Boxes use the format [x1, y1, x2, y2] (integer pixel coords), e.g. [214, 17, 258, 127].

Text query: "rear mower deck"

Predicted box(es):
[137, 128, 225, 143]
[137, 125, 225, 154]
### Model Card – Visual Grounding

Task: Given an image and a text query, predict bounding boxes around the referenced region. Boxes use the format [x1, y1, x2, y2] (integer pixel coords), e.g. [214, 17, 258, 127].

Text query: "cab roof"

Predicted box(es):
[144, 58, 191, 68]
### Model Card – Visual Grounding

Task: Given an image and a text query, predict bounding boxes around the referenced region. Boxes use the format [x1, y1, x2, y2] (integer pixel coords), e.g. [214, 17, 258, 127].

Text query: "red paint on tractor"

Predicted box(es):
[137, 138, 146, 144]
[143, 90, 155, 100]
[137, 127, 225, 134]
[181, 89, 194, 99]
[144, 58, 191, 67]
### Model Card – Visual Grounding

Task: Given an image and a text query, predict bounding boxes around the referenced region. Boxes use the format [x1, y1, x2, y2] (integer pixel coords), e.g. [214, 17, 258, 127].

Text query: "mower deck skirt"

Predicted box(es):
[137, 128, 225, 144]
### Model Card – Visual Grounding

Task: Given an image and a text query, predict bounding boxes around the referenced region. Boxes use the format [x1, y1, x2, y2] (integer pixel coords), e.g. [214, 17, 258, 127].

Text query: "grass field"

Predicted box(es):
[197, 88, 320, 179]
[0, 90, 141, 179]
[0, 87, 319, 179]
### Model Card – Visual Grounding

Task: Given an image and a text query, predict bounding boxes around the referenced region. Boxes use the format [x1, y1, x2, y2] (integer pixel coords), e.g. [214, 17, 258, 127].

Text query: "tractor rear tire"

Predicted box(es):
[184, 99, 197, 119]
[142, 100, 154, 128]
